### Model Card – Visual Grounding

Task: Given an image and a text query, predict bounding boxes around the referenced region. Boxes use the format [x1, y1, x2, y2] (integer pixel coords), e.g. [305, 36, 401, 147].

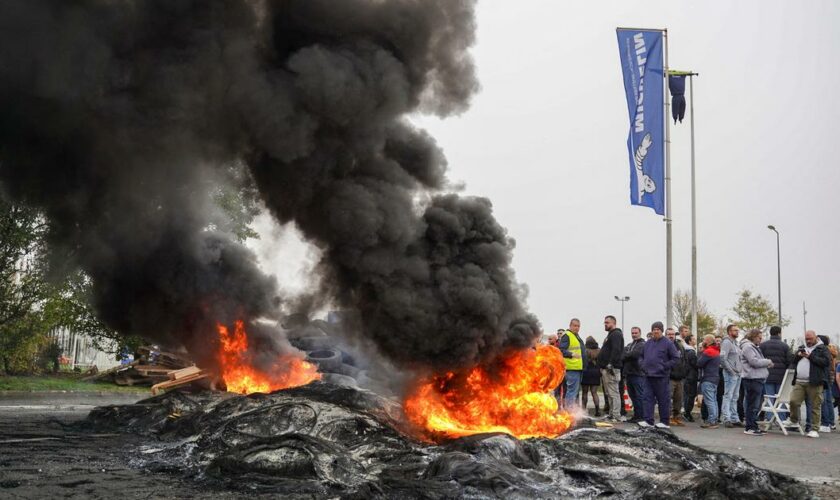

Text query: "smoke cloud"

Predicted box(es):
[0, 0, 538, 373]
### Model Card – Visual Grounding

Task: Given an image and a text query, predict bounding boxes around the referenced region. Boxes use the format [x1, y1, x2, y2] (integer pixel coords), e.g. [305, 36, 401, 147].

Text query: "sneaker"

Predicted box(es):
[806, 430, 820, 438]
[638, 421, 652, 428]
[724, 421, 735, 428]
[743, 429, 763, 436]
[700, 422, 719, 429]
[654, 422, 671, 429]
[831, 424, 837, 430]
[780, 419, 795, 427]
[617, 415, 628, 422]
[731, 421, 744, 427]
[819, 425, 831, 433]
[684, 414, 695, 423]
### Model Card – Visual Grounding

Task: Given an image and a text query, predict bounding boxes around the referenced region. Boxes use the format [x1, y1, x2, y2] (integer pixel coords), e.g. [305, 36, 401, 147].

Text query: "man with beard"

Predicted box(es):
[622, 326, 646, 422]
[597, 315, 625, 422]
[783, 331, 831, 437]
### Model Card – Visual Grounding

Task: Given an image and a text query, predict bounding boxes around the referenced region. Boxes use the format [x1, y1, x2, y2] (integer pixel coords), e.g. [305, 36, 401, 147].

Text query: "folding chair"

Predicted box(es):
[759, 369, 804, 436]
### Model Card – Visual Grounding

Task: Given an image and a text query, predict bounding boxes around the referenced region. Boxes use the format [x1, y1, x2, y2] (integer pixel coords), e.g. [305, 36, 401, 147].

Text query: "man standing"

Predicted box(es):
[558, 319, 584, 410]
[720, 324, 743, 427]
[597, 315, 625, 422]
[666, 328, 687, 426]
[783, 330, 831, 437]
[623, 326, 646, 422]
[760, 325, 792, 422]
[683, 334, 699, 422]
[639, 321, 680, 428]
[679, 325, 691, 341]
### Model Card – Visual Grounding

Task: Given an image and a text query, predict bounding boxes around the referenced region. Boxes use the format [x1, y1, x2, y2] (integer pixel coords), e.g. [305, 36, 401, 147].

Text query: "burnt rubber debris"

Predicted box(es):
[86, 383, 810, 499]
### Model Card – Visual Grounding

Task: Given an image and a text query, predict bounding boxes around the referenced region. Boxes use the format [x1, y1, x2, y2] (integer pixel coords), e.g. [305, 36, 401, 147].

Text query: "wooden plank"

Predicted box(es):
[167, 366, 201, 381]
[133, 365, 174, 374]
[151, 372, 208, 395]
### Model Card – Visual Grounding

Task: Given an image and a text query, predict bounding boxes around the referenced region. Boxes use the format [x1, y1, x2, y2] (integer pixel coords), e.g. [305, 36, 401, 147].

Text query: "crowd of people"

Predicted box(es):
[548, 317, 840, 437]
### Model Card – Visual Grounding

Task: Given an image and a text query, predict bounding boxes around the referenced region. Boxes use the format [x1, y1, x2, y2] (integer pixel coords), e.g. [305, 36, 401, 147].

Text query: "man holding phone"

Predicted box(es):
[783, 330, 831, 437]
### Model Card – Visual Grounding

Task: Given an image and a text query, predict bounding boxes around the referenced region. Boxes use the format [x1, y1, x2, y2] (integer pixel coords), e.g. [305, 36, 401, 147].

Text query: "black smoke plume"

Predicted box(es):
[0, 0, 538, 373]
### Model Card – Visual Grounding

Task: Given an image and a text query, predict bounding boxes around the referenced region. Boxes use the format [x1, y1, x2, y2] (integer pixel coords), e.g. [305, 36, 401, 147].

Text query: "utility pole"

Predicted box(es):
[767, 225, 781, 324]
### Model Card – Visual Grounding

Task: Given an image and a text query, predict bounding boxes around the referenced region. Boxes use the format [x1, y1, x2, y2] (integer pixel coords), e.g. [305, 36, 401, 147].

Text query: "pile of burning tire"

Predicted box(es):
[86, 382, 810, 499]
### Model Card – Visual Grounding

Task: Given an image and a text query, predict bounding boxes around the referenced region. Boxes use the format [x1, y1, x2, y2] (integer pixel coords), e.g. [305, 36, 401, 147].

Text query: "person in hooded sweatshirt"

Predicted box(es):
[740, 328, 773, 435]
[638, 321, 680, 429]
[696, 334, 721, 428]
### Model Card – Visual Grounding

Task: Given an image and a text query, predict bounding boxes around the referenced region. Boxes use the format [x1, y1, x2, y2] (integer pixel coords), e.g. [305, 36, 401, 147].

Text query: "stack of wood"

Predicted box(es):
[84, 346, 197, 387]
[150, 366, 210, 395]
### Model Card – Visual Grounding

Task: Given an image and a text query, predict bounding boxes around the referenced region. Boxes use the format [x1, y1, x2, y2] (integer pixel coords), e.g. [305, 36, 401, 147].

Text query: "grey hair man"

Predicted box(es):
[783, 330, 831, 437]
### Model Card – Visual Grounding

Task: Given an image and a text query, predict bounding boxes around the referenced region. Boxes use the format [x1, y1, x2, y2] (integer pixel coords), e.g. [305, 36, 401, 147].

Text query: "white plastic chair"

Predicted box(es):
[759, 369, 803, 436]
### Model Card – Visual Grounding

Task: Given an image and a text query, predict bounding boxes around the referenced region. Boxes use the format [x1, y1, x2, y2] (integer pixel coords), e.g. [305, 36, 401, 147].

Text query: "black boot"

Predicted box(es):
[594, 406, 602, 417]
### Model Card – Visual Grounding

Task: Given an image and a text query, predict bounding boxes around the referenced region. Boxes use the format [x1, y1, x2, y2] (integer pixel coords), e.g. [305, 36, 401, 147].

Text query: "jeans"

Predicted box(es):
[722, 371, 741, 423]
[700, 381, 719, 424]
[644, 376, 671, 425]
[601, 368, 622, 419]
[564, 370, 582, 409]
[742, 378, 764, 431]
[763, 382, 786, 421]
[819, 387, 835, 427]
[627, 374, 646, 418]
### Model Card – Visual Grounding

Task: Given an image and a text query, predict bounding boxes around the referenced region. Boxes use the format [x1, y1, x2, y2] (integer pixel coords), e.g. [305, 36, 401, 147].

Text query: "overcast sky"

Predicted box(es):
[253, 0, 840, 345]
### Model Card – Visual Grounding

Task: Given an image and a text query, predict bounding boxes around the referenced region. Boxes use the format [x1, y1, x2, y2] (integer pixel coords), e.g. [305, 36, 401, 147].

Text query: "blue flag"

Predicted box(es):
[617, 29, 665, 215]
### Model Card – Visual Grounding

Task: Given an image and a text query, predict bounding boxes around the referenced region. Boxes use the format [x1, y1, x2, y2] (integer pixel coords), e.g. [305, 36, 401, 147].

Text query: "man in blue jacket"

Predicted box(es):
[638, 321, 680, 428]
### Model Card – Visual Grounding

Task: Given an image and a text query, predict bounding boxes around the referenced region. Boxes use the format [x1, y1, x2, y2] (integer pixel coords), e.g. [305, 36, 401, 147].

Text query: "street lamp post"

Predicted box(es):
[767, 225, 781, 324]
[614, 296, 630, 332]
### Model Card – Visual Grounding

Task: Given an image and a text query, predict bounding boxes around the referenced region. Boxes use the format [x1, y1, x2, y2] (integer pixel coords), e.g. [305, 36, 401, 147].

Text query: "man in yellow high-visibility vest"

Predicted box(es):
[558, 318, 584, 409]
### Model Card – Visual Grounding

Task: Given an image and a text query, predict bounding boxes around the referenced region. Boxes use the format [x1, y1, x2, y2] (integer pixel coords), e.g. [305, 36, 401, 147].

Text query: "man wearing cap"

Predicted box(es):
[638, 321, 680, 428]
[558, 319, 584, 410]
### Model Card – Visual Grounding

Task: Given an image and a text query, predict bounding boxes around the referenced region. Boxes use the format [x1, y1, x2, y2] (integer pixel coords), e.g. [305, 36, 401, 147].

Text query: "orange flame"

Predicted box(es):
[403, 344, 573, 440]
[217, 320, 321, 394]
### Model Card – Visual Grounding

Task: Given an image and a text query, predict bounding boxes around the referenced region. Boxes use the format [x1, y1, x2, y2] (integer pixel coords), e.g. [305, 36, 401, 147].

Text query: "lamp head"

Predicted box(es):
[767, 225, 776, 231]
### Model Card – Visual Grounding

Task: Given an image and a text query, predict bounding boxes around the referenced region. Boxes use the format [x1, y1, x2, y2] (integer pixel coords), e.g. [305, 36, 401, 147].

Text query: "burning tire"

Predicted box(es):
[295, 336, 333, 351]
[305, 349, 342, 372]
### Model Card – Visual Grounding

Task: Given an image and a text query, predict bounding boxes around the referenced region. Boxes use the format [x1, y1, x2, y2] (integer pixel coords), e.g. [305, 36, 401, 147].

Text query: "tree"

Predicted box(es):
[673, 289, 718, 338]
[730, 288, 789, 332]
[211, 163, 261, 242]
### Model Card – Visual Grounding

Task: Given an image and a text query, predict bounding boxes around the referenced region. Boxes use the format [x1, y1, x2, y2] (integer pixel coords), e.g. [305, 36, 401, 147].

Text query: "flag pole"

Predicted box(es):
[689, 73, 697, 338]
[664, 29, 673, 328]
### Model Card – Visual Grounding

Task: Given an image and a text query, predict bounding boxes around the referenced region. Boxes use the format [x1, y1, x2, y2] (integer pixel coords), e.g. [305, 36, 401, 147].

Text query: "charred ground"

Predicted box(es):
[68, 382, 810, 499]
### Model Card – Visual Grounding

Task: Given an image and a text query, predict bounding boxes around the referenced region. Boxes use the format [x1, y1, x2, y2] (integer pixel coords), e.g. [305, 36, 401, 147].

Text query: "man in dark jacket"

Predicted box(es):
[666, 328, 688, 426]
[597, 315, 625, 422]
[622, 326, 646, 422]
[638, 321, 679, 428]
[784, 330, 831, 438]
[682, 334, 699, 422]
[760, 325, 793, 422]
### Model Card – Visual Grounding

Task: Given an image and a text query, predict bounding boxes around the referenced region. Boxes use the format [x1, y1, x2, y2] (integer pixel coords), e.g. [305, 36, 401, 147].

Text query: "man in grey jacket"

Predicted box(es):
[720, 324, 743, 427]
[740, 329, 773, 435]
